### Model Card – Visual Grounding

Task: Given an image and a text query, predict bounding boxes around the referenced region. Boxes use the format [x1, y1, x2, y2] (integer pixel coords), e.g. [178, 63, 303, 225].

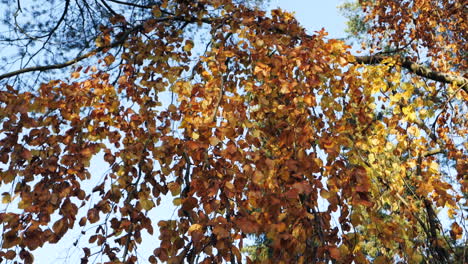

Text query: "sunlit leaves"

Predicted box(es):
[361, 0, 467, 73]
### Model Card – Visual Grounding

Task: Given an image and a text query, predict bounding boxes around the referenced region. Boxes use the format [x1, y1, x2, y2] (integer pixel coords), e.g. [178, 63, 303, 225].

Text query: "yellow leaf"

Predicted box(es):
[140, 199, 155, 211]
[2, 193, 11, 204]
[255, 39, 264, 47]
[168, 182, 181, 196]
[18, 200, 30, 209]
[71, 71, 80, 79]
[188, 224, 202, 234]
[224, 50, 235, 57]
[320, 189, 331, 199]
[450, 222, 463, 239]
[407, 126, 420, 137]
[390, 93, 402, 104]
[252, 129, 260, 138]
[304, 95, 314, 106]
[183, 41, 194, 52]
[448, 208, 457, 219]
[225, 182, 234, 190]
[428, 162, 439, 174]
[173, 197, 182, 206]
[338, 56, 347, 66]
[209, 137, 220, 146]
[339, 244, 349, 256]
[104, 55, 115, 66]
[410, 253, 423, 263]
[370, 138, 380, 146]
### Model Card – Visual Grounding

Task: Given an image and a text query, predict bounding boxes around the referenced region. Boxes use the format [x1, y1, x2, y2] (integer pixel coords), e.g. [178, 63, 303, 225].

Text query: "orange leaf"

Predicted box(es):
[329, 247, 341, 260]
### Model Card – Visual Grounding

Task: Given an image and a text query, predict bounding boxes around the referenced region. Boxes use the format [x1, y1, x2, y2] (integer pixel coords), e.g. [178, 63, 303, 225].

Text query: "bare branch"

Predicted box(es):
[106, 0, 152, 9]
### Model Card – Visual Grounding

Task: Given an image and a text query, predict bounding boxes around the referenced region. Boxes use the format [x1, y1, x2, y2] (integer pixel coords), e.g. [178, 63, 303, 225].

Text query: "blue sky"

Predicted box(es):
[273, 0, 347, 38]
[27, 1, 348, 263]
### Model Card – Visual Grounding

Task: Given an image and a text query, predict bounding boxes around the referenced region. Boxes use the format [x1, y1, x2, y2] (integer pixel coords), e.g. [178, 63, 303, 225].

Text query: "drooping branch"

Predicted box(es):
[355, 55, 468, 92]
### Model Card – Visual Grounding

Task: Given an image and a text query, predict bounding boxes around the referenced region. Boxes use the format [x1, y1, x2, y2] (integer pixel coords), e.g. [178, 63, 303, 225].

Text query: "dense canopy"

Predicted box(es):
[0, 0, 466, 263]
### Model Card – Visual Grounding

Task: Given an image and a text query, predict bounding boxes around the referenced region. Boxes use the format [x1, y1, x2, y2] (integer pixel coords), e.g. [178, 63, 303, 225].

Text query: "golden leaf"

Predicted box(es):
[183, 41, 194, 52]
[188, 224, 203, 234]
[1, 193, 11, 204]
[140, 199, 155, 211]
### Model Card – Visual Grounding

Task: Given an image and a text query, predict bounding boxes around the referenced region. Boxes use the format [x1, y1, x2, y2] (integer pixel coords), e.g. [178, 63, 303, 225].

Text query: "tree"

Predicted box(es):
[0, 0, 466, 263]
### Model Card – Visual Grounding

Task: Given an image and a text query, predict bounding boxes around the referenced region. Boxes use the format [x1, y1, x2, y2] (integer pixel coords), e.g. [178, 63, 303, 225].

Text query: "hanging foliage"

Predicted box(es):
[0, 0, 466, 263]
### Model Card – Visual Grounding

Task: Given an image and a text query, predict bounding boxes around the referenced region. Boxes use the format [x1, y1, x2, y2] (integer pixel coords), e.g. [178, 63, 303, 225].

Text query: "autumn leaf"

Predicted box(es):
[0, 0, 465, 263]
[328, 247, 341, 260]
[2, 193, 11, 204]
[183, 40, 194, 52]
[104, 55, 115, 66]
[87, 209, 100, 224]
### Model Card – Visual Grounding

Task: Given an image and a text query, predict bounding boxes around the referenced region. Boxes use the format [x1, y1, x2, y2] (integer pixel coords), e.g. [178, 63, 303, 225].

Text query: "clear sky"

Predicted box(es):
[28, 1, 348, 263]
[272, 0, 347, 39]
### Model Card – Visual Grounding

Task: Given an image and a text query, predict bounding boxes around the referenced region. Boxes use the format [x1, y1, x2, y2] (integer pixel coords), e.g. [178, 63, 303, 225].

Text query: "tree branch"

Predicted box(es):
[106, 0, 152, 9]
[0, 25, 138, 81]
[260, 21, 467, 88]
[2, 10, 466, 93]
[0, 13, 219, 81]
[355, 55, 468, 92]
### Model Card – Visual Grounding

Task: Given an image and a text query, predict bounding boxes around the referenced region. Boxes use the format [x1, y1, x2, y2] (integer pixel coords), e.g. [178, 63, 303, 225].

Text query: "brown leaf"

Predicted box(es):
[87, 209, 100, 224]
[329, 247, 341, 260]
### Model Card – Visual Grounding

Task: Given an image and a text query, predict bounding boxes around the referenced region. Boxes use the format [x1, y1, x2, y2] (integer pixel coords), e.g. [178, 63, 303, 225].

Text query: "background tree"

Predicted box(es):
[0, 0, 269, 87]
[0, 0, 466, 263]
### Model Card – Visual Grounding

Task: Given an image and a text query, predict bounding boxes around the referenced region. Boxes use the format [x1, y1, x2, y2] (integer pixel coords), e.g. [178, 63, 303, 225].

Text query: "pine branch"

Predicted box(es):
[0, 14, 215, 81]
[0, 25, 139, 81]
